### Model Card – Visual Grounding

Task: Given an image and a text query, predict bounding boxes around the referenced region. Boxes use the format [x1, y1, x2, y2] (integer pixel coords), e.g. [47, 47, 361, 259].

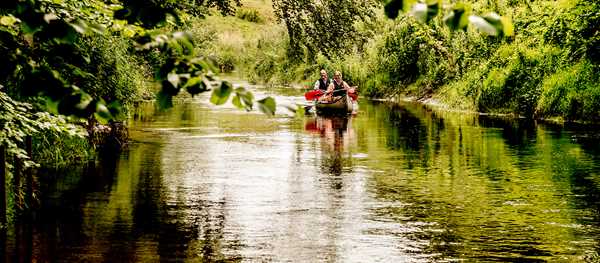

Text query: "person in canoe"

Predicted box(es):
[305, 69, 331, 101]
[313, 69, 331, 91]
[320, 70, 352, 103]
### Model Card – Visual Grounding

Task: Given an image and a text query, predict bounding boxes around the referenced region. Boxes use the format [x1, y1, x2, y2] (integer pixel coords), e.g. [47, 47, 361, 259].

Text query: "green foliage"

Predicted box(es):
[32, 130, 94, 167]
[477, 45, 561, 116]
[257, 97, 276, 116]
[0, 0, 122, 121]
[384, 0, 514, 37]
[353, 17, 454, 97]
[232, 87, 254, 111]
[543, 0, 599, 63]
[0, 0, 280, 170]
[272, 0, 379, 60]
[114, 0, 241, 28]
[236, 8, 263, 23]
[0, 91, 84, 169]
[537, 60, 600, 121]
[190, 0, 598, 122]
[210, 81, 233, 105]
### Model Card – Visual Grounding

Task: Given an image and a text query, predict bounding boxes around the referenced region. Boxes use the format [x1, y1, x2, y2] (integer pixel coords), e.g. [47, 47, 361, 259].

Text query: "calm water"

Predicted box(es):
[5, 83, 600, 262]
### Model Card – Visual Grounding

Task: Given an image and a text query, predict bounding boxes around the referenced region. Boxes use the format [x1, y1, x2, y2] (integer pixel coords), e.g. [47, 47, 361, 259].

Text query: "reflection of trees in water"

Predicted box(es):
[8, 142, 242, 262]
[8, 155, 120, 262]
[124, 144, 241, 261]
[360, 100, 600, 261]
[131, 101, 200, 127]
[477, 117, 538, 149]
[383, 104, 425, 152]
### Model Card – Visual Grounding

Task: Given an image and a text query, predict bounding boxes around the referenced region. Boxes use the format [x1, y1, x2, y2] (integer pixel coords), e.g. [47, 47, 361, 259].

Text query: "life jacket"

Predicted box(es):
[333, 79, 344, 90]
[318, 78, 330, 90]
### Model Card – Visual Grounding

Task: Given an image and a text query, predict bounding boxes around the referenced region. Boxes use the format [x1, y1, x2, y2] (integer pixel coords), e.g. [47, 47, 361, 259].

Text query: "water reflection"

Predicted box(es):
[359, 101, 600, 261]
[4, 92, 600, 262]
[305, 115, 355, 176]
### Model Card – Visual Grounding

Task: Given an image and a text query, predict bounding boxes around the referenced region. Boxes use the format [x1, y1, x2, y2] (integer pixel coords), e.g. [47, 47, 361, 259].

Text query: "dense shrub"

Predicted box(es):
[236, 8, 263, 23]
[477, 44, 561, 116]
[190, 0, 599, 122]
[537, 60, 600, 121]
[75, 35, 149, 106]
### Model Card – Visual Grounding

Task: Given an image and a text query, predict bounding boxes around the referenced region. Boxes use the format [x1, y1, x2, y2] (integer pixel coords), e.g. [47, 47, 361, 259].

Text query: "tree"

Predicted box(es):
[272, 0, 379, 61]
[383, 0, 513, 37]
[0, 0, 276, 171]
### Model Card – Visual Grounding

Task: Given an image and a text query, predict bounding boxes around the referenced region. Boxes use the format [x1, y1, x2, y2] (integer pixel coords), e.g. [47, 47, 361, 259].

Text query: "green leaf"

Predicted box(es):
[88, 23, 106, 34]
[210, 81, 233, 105]
[500, 16, 514, 37]
[257, 97, 276, 116]
[232, 87, 254, 111]
[468, 15, 499, 36]
[183, 76, 209, 96]
[45, 98, 59, 114]
[443, 3, 470, 31]
[108, 101, 123, 120]
[232, 93, 242, 109]
[94, 103, 112, 124]
[75, 93, 93, 111]
[0, 15, 19, 26]
[156, 90, 173, 109]
[171, 31, 194, 56]
[69, 19, 87, 34]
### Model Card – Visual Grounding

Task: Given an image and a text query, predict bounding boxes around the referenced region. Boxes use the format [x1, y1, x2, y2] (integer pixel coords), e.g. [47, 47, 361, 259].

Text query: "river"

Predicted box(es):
[5, 83, 600, 262]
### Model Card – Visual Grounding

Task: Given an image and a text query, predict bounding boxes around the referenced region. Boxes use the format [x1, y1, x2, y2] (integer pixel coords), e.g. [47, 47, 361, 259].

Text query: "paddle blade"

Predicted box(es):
[305, 90, 324, 101]
[348, 88, 358, 101]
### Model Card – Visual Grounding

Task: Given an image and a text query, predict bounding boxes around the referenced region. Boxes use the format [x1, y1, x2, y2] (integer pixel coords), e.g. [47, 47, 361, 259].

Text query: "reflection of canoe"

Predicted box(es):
[316, 91, 353, 115]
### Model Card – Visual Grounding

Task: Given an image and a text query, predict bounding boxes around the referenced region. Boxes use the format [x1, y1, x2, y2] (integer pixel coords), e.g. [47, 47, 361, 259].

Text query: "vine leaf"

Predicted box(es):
[468, 15, 498, 36]
[232, 87, 254, 111]
[443, 3, 470, 31]
[257, 97, 276, 115]
[210, 81, 233, 105]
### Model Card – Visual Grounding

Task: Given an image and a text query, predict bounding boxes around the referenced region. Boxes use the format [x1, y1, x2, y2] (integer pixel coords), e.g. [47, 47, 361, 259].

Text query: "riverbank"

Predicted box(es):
[192, 0, 599, 123]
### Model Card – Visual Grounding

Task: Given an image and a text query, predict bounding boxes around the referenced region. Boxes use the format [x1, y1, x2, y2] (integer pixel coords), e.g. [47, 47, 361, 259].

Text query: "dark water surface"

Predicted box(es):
[5, 84, 600, 262]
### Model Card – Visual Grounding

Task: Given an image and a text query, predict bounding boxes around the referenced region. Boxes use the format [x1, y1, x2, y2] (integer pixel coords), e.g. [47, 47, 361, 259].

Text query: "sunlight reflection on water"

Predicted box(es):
[6, 83, 600, 262]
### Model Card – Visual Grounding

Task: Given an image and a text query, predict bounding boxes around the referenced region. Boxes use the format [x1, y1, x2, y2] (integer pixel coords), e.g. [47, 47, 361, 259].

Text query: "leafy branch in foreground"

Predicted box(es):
[136, 32, 276, 115]
[0, 90, 84, 169]
[384, 0, 513, 37]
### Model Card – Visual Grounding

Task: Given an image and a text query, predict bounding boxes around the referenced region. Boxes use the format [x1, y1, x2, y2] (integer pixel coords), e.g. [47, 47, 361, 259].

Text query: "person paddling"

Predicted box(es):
[320, 70, 351, 102]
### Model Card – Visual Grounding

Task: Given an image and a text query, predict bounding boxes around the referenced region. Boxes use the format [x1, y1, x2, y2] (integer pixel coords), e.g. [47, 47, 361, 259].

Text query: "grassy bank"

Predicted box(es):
[191, 0, 599, 122]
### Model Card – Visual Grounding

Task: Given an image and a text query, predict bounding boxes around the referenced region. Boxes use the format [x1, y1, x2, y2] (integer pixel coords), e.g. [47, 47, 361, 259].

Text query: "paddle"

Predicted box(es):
[305, 89, 324, 100]
[304, 88, 358, 101]
[348, 87, 358, 101]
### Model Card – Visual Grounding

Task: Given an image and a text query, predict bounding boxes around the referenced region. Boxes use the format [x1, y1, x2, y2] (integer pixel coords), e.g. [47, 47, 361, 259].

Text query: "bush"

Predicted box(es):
[236, 8, 263, 23]
[477, 44, 560, 116]
[32, 129, 95, 167]
[537, 60, 600, 121]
